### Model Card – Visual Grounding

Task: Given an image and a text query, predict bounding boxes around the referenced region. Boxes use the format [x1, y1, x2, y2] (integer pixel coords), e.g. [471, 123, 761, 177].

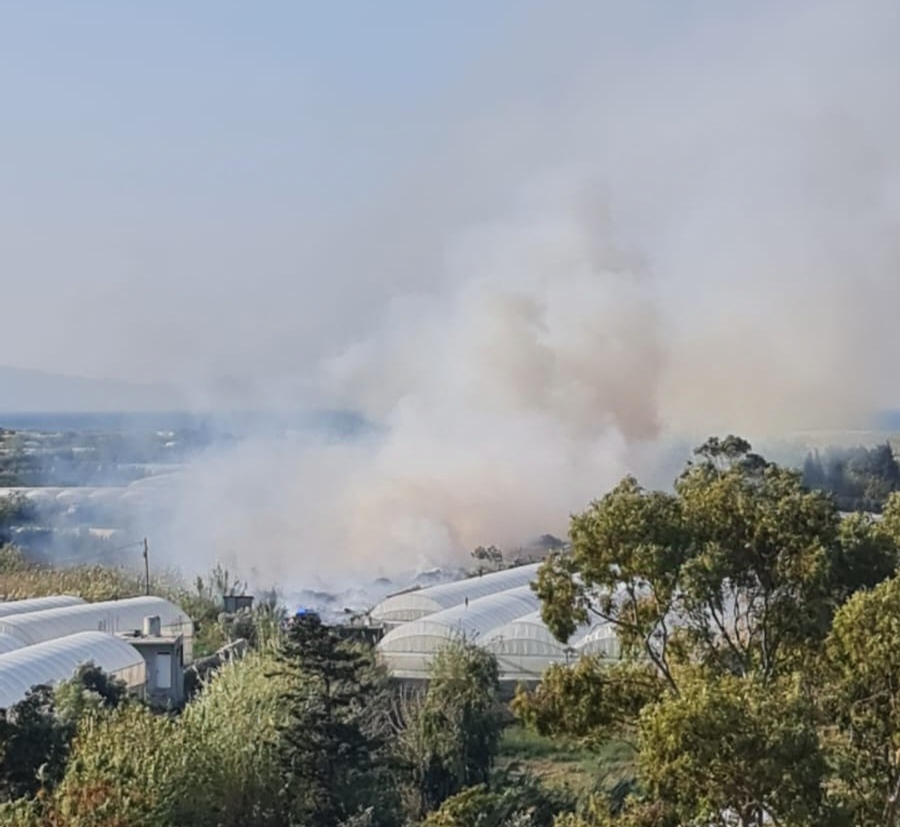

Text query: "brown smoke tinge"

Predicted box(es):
[157, 1, 900, 587]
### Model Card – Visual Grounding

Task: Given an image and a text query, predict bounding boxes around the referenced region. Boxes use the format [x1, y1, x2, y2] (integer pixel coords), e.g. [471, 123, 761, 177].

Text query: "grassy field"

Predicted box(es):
[497, 724, 636, 796]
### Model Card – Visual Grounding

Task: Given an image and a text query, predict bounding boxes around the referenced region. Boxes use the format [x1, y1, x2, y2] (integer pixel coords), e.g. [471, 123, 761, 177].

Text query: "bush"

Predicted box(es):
[35, 652, 292, 827]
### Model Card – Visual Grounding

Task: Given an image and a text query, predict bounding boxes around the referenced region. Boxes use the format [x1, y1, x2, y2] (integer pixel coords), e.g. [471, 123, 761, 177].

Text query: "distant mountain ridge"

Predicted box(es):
[0, 365, 184, 413]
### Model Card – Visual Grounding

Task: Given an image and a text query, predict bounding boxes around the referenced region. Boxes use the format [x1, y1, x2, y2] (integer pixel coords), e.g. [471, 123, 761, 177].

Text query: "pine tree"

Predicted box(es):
[276, 612, 397, 827]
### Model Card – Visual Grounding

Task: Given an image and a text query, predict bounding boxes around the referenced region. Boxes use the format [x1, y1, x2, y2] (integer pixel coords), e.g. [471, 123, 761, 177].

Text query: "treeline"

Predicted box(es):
[802, 440, 900, 512]
[515, 435, 900, 826]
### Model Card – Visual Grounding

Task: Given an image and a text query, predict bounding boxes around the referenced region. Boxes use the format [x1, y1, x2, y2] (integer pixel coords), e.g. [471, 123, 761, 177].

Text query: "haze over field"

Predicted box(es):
[3, 1, 900, 583]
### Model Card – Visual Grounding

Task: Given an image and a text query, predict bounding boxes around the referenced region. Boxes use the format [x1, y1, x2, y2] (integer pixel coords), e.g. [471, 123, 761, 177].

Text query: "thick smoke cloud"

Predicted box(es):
[11, 2, 900, 586]
[163, 0, 900, 586]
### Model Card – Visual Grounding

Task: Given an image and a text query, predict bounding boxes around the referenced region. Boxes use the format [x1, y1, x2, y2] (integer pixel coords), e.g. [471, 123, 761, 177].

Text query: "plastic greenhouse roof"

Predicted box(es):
[0, 634, 25, 655]
[377, 585, 541, 653]
[370, 563, 542, 624]
[0, 596, 86, 618]
[0, 631, 146, 709]
[0, 596, 192, 647]
[480, 610, 597, 655]
[576, 621, 621, 658]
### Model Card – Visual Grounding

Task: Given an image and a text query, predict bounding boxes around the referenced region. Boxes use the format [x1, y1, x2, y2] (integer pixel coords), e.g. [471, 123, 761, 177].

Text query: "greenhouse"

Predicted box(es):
[0, 596, 195, 662]
[478, 611, 600, 681]
[0, 633, 25, 656]
[376, 584, 540, 678]
[0, 595, 85, 618]
[0, 631, 147, 709]
[576, 621, 622, 660]
[369, 563, 541, 626]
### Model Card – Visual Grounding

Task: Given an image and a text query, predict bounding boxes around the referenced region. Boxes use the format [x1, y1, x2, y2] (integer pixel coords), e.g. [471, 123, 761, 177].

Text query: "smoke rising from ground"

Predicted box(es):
[7, 2, 900, 586]
[165, 1, 900, 586]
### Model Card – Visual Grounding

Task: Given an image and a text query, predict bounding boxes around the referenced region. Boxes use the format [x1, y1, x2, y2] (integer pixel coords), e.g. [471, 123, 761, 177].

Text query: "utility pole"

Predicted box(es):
[143, 538, 150, 596]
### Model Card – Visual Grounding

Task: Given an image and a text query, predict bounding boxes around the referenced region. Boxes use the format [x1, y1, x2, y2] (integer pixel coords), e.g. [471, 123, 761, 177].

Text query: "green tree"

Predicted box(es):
[277, 612, 398, 827]
[421, 769, 576, 827]
[0, 685, 71, 802]
[513, 657, 662, 748]
[41, 702, 189, 827]
[881, 491, 900, 546]
[0, 664, 128, 804]
[534, 436, 872, 694]
[54, 663, 128, 726]
[410, 641, 502, 815]
[179, 651, 292, 827]
[802, 442, 900, 513]
[471, 545, 505, 573]
[638, 670, 832, 827]
[822, 574, 900, 825]
[518, 437, 899, 826]
[35, 652, 292, 827]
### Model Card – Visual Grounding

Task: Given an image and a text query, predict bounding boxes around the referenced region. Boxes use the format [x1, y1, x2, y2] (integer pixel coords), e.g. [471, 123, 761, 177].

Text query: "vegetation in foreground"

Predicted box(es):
[0, 434, 899, 825]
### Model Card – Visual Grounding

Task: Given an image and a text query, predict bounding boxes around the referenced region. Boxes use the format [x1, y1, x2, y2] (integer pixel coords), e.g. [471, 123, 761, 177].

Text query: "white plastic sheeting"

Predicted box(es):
[0, 595, 86, 618]
[576, 622, 622, 660]
[0, 634, 25, 656]
[0, 596, 194, 662]
[376, 585, 540, 678]
[370, 564, 541, 625]
[479, 611, 607, 681]
[0, 631, 147, 709]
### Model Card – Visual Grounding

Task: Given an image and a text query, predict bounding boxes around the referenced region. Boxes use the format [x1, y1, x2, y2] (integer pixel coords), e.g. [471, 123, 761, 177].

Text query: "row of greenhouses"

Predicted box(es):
[0, 595, 193, 708]
[372, 565, 620, 681]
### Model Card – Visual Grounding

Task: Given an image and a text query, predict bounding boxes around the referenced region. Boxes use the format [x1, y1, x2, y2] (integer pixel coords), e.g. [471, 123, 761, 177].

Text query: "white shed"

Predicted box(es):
[0, 631, 147, 709]
[0, 596, 86, 618]
[0, 596, 194, 662]
[376, 585, 540, 679]
[370, 564, 541, 626]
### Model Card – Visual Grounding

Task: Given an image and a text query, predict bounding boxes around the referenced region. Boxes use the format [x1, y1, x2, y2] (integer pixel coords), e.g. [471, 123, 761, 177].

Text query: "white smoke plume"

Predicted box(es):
[16, 2, 900, 588]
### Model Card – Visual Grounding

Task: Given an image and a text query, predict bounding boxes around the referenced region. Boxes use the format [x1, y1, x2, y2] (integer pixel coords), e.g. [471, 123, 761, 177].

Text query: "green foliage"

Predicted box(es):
[552, 795, 678, 827]
[882, 491, 900, 546]
[638, 669, 833, 827]
[498, 726, 635, 799]
[0, 495, 35, 545]
[520, 436, 900, 827]
[276, 612, 399, 827]
[34, 652, 291, 827]
[177, 651, 293, 826]
[0, 685, 71, 803]
[513, 658, 660, 747]
[53, 663, 128, 727]
[417, 641, 503, 813]
[472, 545, 505, 573]
[832, 511, 899, 599]
[803, 442, 900, 513]
[422, 770, 576, 827]
[533, 436, 877, 698]
[0, 665, 128, 805]
[823, 574, 900, 826]
[674, 439, 841, 678]
[45, 702, 189, 827]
